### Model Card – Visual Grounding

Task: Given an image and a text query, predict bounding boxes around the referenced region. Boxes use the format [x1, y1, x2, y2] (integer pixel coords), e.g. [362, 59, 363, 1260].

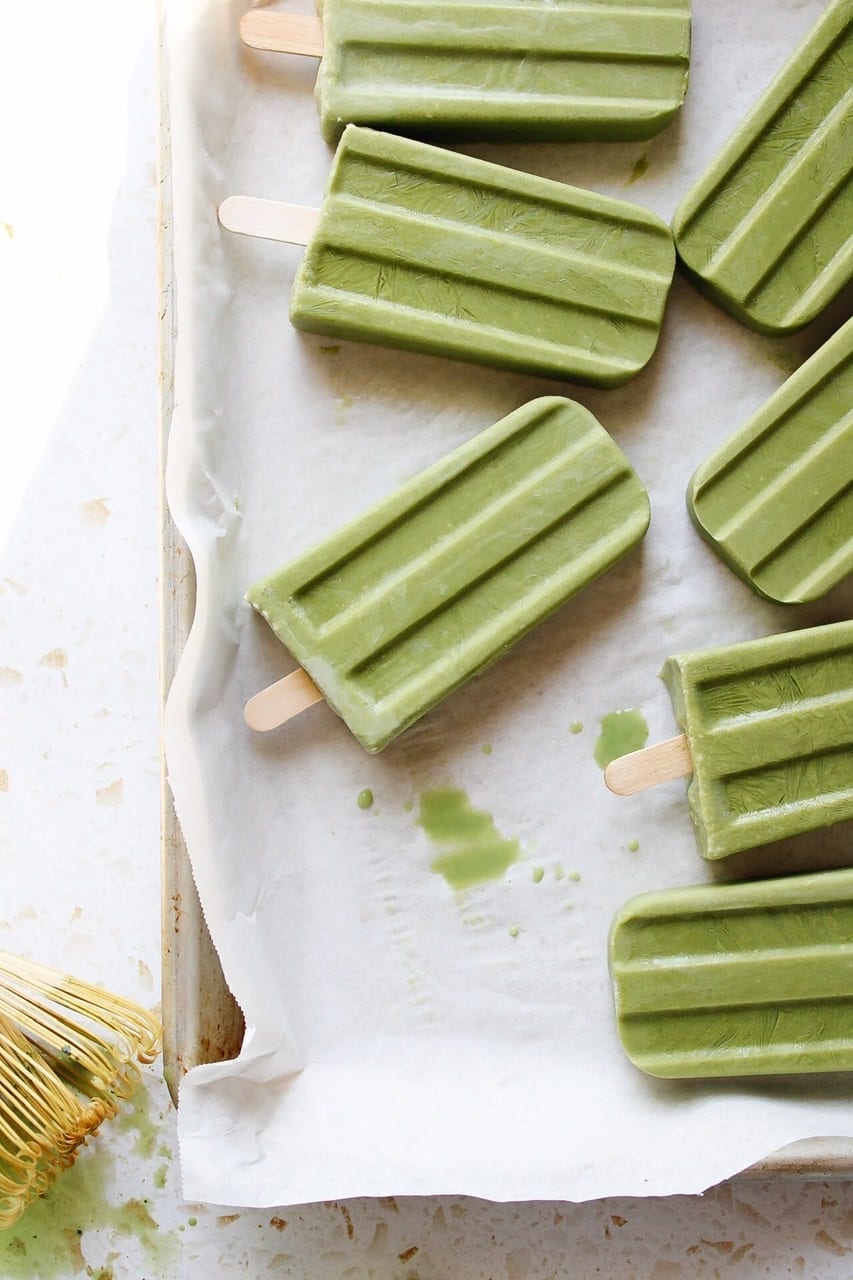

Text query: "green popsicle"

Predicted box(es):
[688, 318, 853, 605]
[289, 125, 676, 386]
[246, 397, 650, 752]
[661, 621, 853, 860]
[313, 0, 691, 144]
[609, 867, 853, 1078]
[672, 0, 853, 333]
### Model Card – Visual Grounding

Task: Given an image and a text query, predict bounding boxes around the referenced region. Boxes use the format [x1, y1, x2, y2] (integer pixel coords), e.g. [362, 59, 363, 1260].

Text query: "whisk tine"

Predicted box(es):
[0, 953, 162, 1229]
[0, 951, 162, 1104]
[0, 954, 161, 1054]
[0, 1011, 105, 1230]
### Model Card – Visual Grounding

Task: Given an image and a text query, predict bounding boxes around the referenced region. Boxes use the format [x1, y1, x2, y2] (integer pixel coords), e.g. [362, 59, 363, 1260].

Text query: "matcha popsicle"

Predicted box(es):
[610, 867, 853, 1078]
[672, 0, 852, 333]
[245, 397, 650, 752]
[241, 0, 692, 144]
[219, 125, 676, 387]
[605, 621, 853, 860]
[689, 318, 853, 605]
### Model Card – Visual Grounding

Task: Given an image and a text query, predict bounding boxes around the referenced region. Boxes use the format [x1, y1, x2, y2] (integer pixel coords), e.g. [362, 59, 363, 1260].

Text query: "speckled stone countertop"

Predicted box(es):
[1, 2, 851, 1275]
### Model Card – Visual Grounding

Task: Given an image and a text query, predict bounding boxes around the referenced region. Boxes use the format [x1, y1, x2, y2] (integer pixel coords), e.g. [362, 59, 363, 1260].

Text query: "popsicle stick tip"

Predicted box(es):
[244, 668, 324, 733]
[605, 734, 693, 796]
[239, 10, 325, 57]
[218, 196, 319, 247]
[218, 196, 246, 232]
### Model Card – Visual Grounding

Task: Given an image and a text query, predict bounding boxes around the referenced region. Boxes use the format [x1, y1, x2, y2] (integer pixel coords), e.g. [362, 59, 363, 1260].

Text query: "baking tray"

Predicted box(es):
[156, 524, 853, 1181]
[155, 0, 853, 1187]
[158, 27, 245, 1102]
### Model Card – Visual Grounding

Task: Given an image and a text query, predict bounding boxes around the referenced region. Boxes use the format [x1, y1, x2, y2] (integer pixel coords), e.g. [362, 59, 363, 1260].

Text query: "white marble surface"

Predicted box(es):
[1, 1, 852, 1274]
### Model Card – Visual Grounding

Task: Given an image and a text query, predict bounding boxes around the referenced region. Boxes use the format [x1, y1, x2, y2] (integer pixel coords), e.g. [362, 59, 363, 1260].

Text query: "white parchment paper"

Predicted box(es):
[163, 0, 853, 1205]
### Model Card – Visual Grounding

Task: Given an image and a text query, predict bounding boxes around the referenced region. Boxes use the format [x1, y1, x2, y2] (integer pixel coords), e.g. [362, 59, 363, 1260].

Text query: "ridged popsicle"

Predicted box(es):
[661, 621, 853, 860]
[672, 0, 853, 333]
[688, 317, 853, 604]
[247, 397, 650, 752]
[610, 868, 853, 1078]
[290, 125, 676, 387]
[314, 0, 692, 143]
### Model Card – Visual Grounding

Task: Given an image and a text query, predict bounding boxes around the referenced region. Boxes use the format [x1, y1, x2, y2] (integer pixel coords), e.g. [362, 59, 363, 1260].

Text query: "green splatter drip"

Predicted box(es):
[554, 863, 565, 881]
[319, 344, 340, 354]
[508, 925, 520, 938]
[627, 838, 640, 853]
[0, 1143, 177, 1277]
[594, 709, 649, 769]
[418, 788, 519, 890]
[113, 1084, 162, 1161]
[570, 721, 583, 735]
[481, 744, 493, 756]
[357, 789, 374, 810]
[531, 866, 545, 884]
[568, 870, 582, 883]
[628, 154, 650, 183]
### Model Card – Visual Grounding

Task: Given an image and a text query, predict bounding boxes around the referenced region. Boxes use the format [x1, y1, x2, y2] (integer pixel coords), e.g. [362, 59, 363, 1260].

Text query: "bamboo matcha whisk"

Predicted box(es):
[0, 951, 161, 1229]
[0, 1010, 108, 1229]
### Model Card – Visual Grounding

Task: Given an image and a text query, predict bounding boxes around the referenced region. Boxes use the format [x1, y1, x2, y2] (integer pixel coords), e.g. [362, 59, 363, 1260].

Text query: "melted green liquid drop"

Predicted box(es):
[627, 838, 640, 853]
[570, 721, 584, 735]
[531, 866, 545, 884]
[481, 744, 493, 756]
[418, 788, 519, 890]
[593, 709, 649, 769]
[357, 789, 374, 810]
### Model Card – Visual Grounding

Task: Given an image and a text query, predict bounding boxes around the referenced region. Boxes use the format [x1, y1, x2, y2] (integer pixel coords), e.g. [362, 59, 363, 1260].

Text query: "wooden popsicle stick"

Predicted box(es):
[240, 10, 325, 57]
[219, 196, 320, 246]
[604, 734, 693, 796]
[244, 668, 324, 732]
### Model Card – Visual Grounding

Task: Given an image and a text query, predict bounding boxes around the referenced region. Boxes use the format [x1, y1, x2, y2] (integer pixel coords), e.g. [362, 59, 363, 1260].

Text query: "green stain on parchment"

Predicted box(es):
[418, 788, 520, 890]
[593, 709, 649, 770]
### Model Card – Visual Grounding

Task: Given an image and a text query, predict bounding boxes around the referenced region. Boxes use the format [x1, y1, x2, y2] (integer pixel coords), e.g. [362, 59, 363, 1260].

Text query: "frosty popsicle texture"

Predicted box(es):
[290, 126, 676, 386]
[672, 0, 853, 333]
[688, 318, 853, 604]
[247, 397, 650, 753]
[609, 867, 853, 1078]
[315, 0, 691, 144]
[661, 621, 853, 860]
